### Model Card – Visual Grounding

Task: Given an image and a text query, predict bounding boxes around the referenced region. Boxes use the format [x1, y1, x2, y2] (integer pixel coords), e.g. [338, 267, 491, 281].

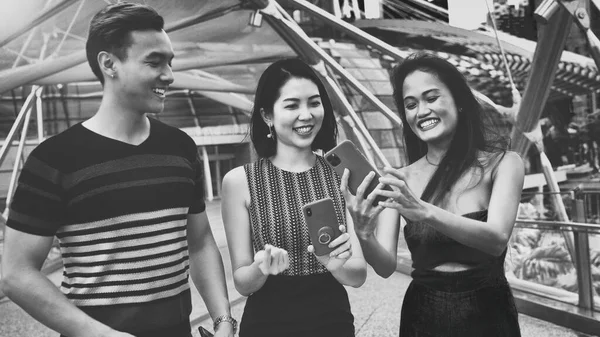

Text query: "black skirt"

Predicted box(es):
[239, 272, 355, 337]
[400, 259, 521, 337]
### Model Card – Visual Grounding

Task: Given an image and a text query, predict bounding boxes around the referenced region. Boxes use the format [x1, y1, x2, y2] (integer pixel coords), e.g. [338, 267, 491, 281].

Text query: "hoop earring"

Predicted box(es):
[267, 124, 274, 139]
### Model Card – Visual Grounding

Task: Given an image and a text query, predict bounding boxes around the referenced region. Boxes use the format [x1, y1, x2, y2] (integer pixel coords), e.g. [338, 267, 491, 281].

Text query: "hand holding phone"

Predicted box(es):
[324, 140, 392, 206]
[302, 198, 342, 256]
[198, 326, 214, 337]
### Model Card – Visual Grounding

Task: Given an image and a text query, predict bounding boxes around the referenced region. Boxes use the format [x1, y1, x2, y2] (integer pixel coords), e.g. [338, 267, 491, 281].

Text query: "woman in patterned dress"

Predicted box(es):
[221, 58, 367, 337]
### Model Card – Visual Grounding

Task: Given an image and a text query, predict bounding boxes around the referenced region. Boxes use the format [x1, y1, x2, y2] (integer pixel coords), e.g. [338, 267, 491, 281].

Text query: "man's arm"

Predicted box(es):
[1, 227, 132, 337]
[186, 211, 234, 336]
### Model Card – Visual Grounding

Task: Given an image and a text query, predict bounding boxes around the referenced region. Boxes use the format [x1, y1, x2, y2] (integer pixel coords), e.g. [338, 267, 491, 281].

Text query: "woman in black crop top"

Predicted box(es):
[343, 53, 523, 336]
[221, 58, 367, 337]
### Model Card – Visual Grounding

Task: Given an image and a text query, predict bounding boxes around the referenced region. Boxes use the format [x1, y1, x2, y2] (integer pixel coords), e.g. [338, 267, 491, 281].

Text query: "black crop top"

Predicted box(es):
[404, 210, 500, 270]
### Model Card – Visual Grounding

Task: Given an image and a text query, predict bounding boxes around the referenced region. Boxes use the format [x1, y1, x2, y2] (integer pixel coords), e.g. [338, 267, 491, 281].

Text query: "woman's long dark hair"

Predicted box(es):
[391, 53, 509, 207]
[250, 58, 338, 158]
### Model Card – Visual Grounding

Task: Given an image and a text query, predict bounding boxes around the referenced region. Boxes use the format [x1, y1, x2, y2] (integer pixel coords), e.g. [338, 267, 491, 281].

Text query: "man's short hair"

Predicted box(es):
[86, 2, 165, 85]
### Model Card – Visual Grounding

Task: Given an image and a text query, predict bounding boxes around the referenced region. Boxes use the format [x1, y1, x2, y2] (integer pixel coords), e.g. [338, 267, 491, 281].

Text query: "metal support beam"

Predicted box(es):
[323, 68, 387, 166]
[201, 146, 214, 201]
[284, 0, 524, 122]
[281, 0, 408, 63]
[4, 103, 34, 218]
[0, 5, 237, 94]
[187, 91, 201, 128]
[539, 151, 576, 259]
[167, 4, 241, 32]
[554, 0, 600, 69]
[519, 0, 600, 157]
[36, 84, 45, 142]
[0, 88, 38, 168]
[572, 198, 594, 311]
[0, 0, 79, 48]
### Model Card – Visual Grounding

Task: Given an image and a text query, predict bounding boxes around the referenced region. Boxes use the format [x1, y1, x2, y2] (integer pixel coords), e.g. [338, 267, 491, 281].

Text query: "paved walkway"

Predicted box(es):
[0, 201, 595, 336]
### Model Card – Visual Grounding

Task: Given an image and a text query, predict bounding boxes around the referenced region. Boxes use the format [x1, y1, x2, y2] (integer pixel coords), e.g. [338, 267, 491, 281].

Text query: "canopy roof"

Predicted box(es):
[355, 19, 600, 101]
[0, 0, 296, 98]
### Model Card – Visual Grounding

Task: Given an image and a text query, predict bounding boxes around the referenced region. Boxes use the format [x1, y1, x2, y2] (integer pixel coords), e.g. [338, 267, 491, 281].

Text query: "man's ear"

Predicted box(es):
[97, 51, 117, 79]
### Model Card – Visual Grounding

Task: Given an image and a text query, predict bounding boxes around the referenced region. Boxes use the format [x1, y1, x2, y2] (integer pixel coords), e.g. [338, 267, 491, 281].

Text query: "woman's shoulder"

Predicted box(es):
[497, 151, 523, 170]
[222, 165, 248, 186]
[483, 150, 523, 179]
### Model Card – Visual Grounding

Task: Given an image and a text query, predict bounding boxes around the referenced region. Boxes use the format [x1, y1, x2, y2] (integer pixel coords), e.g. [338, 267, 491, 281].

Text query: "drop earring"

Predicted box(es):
[267, 124, 274, 139]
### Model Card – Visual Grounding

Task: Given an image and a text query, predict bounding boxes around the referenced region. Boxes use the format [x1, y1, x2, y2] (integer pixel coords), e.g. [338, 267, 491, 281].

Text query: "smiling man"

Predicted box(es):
[0, 3, 235, 337]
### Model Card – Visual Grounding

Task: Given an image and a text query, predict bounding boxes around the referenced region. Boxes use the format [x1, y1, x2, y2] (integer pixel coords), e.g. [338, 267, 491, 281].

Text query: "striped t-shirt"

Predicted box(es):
[6, 117, 205, 334]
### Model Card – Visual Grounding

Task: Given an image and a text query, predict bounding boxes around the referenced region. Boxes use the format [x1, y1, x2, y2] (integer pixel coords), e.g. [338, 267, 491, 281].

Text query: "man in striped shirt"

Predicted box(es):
[1, 3, 235, 337]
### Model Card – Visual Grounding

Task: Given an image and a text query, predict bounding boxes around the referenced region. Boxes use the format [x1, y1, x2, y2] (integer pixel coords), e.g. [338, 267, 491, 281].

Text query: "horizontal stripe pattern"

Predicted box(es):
[58, 208, 191, 306]
[62, 154, 192, 190]
[7, 119, 204, 315]
[65, 280, 190, 307]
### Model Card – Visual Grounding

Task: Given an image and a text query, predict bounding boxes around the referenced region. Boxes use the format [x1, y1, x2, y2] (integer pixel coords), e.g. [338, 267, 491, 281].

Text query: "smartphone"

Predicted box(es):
[325, 140, 392, 206]
[302, 198, 343, 256]
[198, 326, 214, 337]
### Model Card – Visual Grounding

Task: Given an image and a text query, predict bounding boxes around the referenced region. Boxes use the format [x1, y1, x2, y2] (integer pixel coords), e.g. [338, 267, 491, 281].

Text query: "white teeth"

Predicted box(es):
[419, 119, 439, 129]
[152, 88, 166, 96]
[294, 126, 313, 134]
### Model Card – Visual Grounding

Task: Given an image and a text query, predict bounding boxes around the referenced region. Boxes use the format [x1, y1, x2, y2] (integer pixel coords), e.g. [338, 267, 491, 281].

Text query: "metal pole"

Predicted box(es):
[36, 85, 45, 143]
[309, 39, 403, 128]
[321, 71, 390, 167]
[187, 91, 201, 128]
[342, 115, 376, 164]
[324, 65, 378, 164]
[201, 146, 214, 202]
[572, 198, 594, 311]
[281, 0, 406, 62]
[540, 151, 577, 262]
[51, 0, 86, 58]
[0, 0, 80, 48]
[0, 88, 38, 168]
[0, 4, 237, 94]
[4, 105, 34, 217]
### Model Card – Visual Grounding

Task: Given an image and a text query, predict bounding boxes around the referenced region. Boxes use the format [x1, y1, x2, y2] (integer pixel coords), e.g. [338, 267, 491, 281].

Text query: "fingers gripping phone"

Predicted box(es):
[302, 198, 343, 256]
[325, 140, 392, 206]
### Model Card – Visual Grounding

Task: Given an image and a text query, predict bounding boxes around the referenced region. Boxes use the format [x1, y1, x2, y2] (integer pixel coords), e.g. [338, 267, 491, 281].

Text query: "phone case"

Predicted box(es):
[198, 326, 214, 337]
[325, 140, 391, 206]
[302, 198, 342, 256]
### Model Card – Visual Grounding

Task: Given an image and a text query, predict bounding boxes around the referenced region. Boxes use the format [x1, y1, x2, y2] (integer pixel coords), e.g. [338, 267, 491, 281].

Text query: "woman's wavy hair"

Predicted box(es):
[250, 58, 337, 158]
[391, 53, 509, 206]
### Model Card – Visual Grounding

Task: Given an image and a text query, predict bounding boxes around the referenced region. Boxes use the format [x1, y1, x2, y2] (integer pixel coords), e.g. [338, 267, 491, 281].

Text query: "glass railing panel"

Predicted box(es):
[588, 227, 600, 312]
[506, 224, 579, 306]
[515, 190, 600, 312]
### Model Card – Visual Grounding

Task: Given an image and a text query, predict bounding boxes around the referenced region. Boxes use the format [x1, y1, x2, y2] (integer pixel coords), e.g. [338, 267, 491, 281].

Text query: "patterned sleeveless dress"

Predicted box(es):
[239, 156, 355, 337]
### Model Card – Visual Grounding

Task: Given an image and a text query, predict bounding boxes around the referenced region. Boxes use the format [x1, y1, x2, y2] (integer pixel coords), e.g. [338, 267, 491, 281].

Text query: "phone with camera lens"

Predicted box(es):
[302, 198, 342, 256]
[325, 140, 392, 206]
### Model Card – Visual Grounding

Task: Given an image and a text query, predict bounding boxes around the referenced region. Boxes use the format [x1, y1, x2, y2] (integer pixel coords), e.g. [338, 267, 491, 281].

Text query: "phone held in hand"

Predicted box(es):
[198, 326, 214, 337]
[302, 198, 342, 256]
[325, 140, 392, 206]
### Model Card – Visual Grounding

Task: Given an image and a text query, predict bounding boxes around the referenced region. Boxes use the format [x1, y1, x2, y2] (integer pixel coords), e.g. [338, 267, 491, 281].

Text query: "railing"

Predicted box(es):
[507, 189, 600, 313]
[510, 219, 600, 313]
